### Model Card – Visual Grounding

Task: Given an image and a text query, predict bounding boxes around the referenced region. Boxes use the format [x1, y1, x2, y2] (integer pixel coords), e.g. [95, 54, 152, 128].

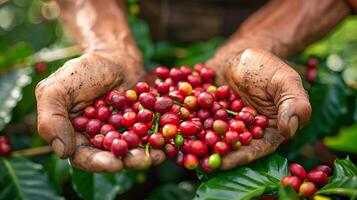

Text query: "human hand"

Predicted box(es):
[207, 48, 311, 170]
[35, 51, 165, 172]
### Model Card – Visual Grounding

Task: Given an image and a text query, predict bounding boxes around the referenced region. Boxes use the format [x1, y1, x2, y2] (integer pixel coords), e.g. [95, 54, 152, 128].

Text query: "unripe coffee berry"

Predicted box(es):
[299, 182, 317, 197]
[208, 153, 221, 169]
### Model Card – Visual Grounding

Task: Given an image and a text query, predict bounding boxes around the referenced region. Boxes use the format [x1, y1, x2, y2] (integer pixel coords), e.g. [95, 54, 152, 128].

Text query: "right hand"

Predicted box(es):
[35, 50, 165, 172]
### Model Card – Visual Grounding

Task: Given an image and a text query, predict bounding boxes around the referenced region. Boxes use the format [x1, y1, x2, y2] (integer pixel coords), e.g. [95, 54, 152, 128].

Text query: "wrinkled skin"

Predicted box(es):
[207, 48, 311, 170]
[35, 51, 166, 172]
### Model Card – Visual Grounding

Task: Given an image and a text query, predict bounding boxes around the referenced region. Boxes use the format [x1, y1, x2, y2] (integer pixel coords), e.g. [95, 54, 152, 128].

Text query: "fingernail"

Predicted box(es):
[52, 138, 65, 158]
[288, 116, 299, 137]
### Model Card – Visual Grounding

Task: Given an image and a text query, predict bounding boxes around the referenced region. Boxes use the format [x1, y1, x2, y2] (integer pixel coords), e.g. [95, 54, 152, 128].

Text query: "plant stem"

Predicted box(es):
[173, 100, 184, 107]
[11, 145, 53, 157]
[226, 109, 238, 116]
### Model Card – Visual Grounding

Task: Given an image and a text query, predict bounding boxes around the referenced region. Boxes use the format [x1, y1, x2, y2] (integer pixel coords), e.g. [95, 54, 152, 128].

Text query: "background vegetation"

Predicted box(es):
[0, 0, 357, 199]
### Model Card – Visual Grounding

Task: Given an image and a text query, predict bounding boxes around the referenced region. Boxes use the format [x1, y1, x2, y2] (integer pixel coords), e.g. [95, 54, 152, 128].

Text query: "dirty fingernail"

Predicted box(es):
[288, 116, 299, 137]
[52, 138, 65, 158]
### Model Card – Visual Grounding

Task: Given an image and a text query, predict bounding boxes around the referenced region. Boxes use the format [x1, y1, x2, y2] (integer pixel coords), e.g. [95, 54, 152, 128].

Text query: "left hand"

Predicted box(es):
[207, 48, 311, 170]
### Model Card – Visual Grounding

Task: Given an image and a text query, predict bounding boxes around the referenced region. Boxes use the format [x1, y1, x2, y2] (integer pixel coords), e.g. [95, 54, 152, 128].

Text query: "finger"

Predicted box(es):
[220, 128, 285, 170]
[123, 148, 166, 170]
[70, 134, 123, 172]
[35, 81, 76, 158]
[275, 70, 312, 138]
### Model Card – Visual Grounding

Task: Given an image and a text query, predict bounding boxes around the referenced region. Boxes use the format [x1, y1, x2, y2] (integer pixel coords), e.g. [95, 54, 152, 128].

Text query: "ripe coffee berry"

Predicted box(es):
[122, 131, 140, 148]
[197, 92, 214, 109]
[184, 96, 198, 110]
[0, 136, 11, 156]
[125, 90, 138, 104]
[306, 170, 328, 186]
[204, 130, 220, 147]
[183, 153, 199, 170]
[138, 92, 155, 109]
[213, 141, 230, 155]
[314, 165, 332, 176]
[92, 134, 104, 149]
[214, 109, 229, 121]
[121, 112, 137, 127]
[216, 86, 230, 99]
[103, 131, 121, 150]
[96, 106, 111, 121]
[100, 124, 116, 135]
[135, 82, 150, 95]
[164, 143, 178, 157]
[160, 112, 180, 126]
[94, 99, 106, 108]
[86, 119, 102, 137]
[84, 106, 97, 118]
[72, 116, 89, 132]
[299, 182, 317, 197]
[190, 140, 208, 156]
[229, 120, 245, 133]
[254, 115, 269, 128]
[230, 99, 244, 112]
[155, 97, 173, 113]
[179, 121, 198, 136]
[154, 66, 170, 79]
[224, 131, 239, 144]
[289, 163, 306, 180]
[107, 114, 123, 129]
[240, 131, 253, 145]
[132, 122, 148, 137]
[237, 111, 255, 125]
[201, 156, 214, 173]
[111, 139, 129, 157]
[178, 82, 193, 96]
[149, 133, 165, 149]
[137, 109, 153, 123]
[251, 126, 264, 139]
[281, 176, 301, 191]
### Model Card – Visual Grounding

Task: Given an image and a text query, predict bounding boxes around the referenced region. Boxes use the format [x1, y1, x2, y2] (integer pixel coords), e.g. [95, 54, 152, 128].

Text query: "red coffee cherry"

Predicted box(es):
[306, 170, 328, 186]
[122, 131, 140, 148]
[184, 96, 198, 110]
[197, 109, 211, 121]
[236, 111, 255, 125]
[183, 153, 199, 170]
[190, 140, 208, 156]
[175, 151, 184, 166]
[179, 121, 198, 136]
[199, 67, 214, 81]
[122, 112, 137, 128]
[110, 94, 126, 109]
[155, 96, 173, 113]
[132, 122, 148, 137]
[230, 99, 244, 112]
[149, 133, 165, 149]
[213, 141, 230, 155]
[204, 130, 220, 147]
[240, 131, 253, 145]
[314, 164, 333, 176]
[157, 82, 170, 95]
[94, 99, 107, 108]
[214, 109, 229, 121]
[96, 106, 111, 121]
[224, 130, 239, 144]
[86, 119, 102, 137]
[178, 82, 193, 96]
[111, 139, 128, 157]
[160, 112, 180, 126]
[201, 156, 214, 173]
[281, 176, 301, 191]
[84, 106, 97, 118]
[139, 92, 156, 109]
[197, 92, 214, 109]
[187, 74, 202, 87]
[289, 163, 307, 180]
[164, 143, 178, 158]
[137, 109, 153, 123]
[154, 66, 170, 79]
[216, 85, 230, 99]
[213, 120, 228, 135]
[241, 106, 257, 116]
[254, 115, 269, 128]
[170, 68, 185, 82]
[107, 114, 123, 129]
[162, 124, 179, 138]
[251, 126, 264, 139]
[103, 131, 121, 150]
[72, 116, 89, 132]
[135, 82, 150, 95]
[229, 120, 245, 133]
[100, 124, 116, 135]
[92, 134, 104, 149]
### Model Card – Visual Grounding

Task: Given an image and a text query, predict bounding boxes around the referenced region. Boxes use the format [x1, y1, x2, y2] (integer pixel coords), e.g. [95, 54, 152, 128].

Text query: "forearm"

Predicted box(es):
[55, 0, 139, 59]
[217, 0, 354, 58]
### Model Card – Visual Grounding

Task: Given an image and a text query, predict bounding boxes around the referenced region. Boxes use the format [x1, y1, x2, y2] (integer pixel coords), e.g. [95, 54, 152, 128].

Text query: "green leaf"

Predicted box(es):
[46, 155, 71, 194]
[149, 181, 198, 200]
[0, 157, 62, 200]
[324, 123, 357, 153]
[194, 154, 289, 200]
[0, 67, 33, 131]
[0, 43, 33, 68]
[71, 168, 134, 200]
[278, 186, 300, 200]
[318, 157, 357, 198]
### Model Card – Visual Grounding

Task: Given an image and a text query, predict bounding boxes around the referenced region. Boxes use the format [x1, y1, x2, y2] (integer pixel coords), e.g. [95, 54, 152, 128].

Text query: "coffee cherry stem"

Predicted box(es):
[145, 143, 150, 157]
[173, 100, 184, 107]
[150, 113, 161, 134]
[226, 109, 238, 116]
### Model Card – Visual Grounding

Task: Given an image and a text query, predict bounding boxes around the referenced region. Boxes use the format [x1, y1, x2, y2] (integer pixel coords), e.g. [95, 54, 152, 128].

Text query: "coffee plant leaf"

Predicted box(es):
[0, 157, 62, 200]
[149, 181, 197, 200]
[71, 168, 134, 200]
[324, 123, 357, 154]
[194, 154, 289, 200]
[0, 67, 32, 131]
[0, 43, 33, 68]
[46, 155, 71, 194]
[318, 157, 357, 198]
[278, 186, 300, 200]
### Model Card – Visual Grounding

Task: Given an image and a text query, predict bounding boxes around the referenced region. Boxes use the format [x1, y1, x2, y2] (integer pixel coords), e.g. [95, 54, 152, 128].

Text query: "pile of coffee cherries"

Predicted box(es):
[71, 64, 269, 172]
[281, 163, 333, 197]
[0, 136, 11, 156]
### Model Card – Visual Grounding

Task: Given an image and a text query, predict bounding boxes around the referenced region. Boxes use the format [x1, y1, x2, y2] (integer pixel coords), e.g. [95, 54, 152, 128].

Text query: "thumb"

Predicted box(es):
[35, 82, 76, 158]
[275, 71, 312, 138]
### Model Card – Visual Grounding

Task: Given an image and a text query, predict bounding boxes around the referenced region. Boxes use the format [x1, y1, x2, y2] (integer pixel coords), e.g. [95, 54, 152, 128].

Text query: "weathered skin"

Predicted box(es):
[36, 0, 356, 172]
